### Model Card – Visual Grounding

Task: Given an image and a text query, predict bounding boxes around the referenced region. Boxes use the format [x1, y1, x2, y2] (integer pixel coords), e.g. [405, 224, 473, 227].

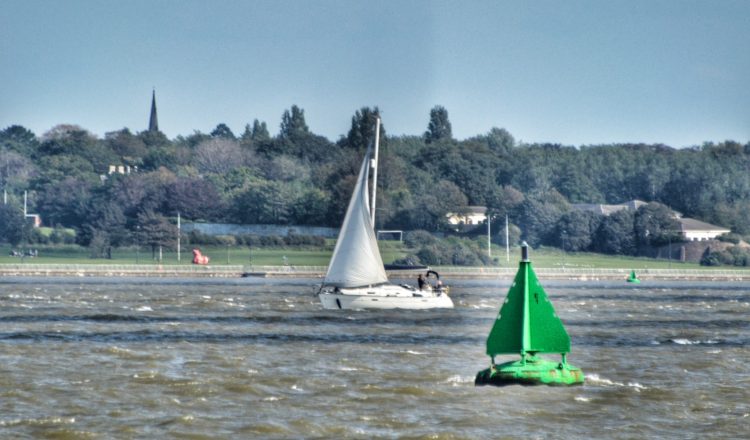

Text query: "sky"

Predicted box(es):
[2, 0, 749, 148]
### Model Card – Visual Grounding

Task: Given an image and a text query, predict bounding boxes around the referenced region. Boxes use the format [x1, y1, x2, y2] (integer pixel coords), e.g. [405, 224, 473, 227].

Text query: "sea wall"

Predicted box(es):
[181, 223, 339, 238]
[2, 264, 750, 281]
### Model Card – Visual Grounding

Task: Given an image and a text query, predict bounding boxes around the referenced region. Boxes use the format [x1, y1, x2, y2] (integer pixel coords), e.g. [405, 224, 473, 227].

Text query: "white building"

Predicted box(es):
[677, 218, 731, 241]
[572, 199, 730, 241]
[446, 206, 487, 225]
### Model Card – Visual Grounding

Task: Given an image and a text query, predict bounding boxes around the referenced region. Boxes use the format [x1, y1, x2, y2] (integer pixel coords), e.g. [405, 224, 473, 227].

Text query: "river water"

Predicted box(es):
[0, 276, 748, 439]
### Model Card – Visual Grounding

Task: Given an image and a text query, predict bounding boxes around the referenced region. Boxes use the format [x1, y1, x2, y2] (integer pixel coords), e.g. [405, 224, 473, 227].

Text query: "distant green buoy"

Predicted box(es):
[626, 270, 641, 284]
[475, 242, 584, 387]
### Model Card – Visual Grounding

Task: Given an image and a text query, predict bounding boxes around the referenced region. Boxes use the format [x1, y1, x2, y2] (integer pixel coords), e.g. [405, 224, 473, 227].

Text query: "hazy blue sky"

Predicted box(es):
[2, 0, 748, 147]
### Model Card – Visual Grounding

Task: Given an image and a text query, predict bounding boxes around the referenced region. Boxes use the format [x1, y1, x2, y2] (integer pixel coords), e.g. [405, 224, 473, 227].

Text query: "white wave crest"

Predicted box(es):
[404, 350, 427, 355]
[444, 375, 473, 385]
[586, 374, 648, 391]
[0, 417, 76, 427]
[671, 338, 717, 345]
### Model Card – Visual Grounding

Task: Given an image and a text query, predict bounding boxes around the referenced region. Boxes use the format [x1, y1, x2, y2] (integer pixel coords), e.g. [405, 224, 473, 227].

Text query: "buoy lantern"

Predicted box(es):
[475, 242, 584, 386]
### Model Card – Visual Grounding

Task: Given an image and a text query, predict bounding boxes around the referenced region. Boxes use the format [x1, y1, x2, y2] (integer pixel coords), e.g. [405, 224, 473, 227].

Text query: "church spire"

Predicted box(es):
[148, 89, 159, 132]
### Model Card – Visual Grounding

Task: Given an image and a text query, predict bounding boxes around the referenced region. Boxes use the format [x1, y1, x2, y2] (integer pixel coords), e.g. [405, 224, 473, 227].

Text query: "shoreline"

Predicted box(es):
[2, 264, 750, 281]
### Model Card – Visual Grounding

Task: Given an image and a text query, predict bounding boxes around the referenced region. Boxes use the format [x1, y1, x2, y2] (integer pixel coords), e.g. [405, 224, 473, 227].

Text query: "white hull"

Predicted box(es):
[319, 284, 454, 310]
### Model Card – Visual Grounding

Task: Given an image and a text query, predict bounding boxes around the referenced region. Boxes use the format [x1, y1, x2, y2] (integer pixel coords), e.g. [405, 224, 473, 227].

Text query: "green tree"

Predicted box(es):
[164, 177, 226, 221]
[633, 202, 681, 248]
[344, 107, 384, 150]
[1, 125, 39, 157]
[279, 105, 309, 139]
[104, 128, 147, 166]
[424, 105, 452, 144]
[137, 210, 177, 259]
[138, 129, 170, 149]
[33, 154, 99, 186]
[210, 123, 236, 139]
[515, 190, 569, 247]
[0, 202, 28, 246]
[593, 209, 636, 255]
[469, 127, 515, 156]
[37, 177, 92, 228]
[252, 119, 270, 142]
[79, 199, 128, 255]
[554, 210, 604, 252]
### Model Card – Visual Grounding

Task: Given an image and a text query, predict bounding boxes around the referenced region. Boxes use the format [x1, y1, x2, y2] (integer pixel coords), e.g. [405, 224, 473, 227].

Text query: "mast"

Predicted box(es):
[370, 117, 380, 226]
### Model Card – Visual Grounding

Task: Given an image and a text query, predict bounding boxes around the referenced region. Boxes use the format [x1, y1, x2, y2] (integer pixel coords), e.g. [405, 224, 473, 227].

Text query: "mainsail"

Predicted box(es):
[323, 150, 389, 288]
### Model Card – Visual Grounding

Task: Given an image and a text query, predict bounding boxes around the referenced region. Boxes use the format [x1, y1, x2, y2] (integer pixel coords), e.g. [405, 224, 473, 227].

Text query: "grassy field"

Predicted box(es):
[0, 242, 719, 270]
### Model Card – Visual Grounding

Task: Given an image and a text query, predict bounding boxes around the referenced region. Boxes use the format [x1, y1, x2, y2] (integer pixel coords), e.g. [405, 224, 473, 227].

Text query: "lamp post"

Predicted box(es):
[487, 214, 491, 259]
[668, 234, 672, 269]
[136, 225, 140, 264]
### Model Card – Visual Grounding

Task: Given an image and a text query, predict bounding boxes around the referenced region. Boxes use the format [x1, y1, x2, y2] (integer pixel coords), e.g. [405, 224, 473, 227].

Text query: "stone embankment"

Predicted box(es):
[1, 264, 750, 281]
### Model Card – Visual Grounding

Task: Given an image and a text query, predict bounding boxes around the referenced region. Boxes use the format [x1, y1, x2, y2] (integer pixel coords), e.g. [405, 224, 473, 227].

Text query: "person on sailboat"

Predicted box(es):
[417, 274, 426, 290]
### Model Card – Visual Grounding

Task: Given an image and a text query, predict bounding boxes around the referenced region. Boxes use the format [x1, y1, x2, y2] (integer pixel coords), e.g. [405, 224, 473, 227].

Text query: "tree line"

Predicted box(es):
[1, 104, 749, 264]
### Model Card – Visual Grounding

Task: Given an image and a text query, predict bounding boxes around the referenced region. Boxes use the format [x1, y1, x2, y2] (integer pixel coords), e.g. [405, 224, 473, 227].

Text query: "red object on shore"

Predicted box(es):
[192, 249, 210, 265]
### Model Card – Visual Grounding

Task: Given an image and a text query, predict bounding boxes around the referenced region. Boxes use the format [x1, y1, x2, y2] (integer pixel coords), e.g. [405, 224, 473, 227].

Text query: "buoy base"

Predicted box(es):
[475, 357, 584, 387]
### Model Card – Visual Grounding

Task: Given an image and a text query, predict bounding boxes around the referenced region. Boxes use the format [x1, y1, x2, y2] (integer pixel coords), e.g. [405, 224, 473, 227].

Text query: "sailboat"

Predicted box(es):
[318, 118, 453, 310]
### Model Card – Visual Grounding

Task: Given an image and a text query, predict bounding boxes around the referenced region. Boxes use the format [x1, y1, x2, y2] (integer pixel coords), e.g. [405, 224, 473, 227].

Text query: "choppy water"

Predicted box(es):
[1, 276, 749, 439]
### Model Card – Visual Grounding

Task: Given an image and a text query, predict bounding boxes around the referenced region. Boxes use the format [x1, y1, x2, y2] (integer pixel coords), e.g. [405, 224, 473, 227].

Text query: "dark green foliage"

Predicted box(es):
[1, 125, 39, 157]
[515, 191, 569, 247]
[49, 226, 76, 244]
[142, 145, 178, 170]
[105, 129, 147, 164]
[164, 177, 226, 221]
[717, 233, 741, 244]
[633, 202, 682, 247]
[137, 210, 177, 257]
[251, 119, 270, 142]
[404, 230, 437, 248]
[345, 107, 384, 150]
[37, 177, 92, 226]
[78, 199, 128, 248]
[0, 202, 29, 246]
[186, 230, 324, 248]
[279, 105, 309, 140]
[210, 123, 236, 139]
[594, 209, 636, 255]
[9, 105, 750, 261]
[424, 106, 452, 144]
[411, 236, 490, 266]
[700, 246, 750, 267]
[554, 210, 604, 252]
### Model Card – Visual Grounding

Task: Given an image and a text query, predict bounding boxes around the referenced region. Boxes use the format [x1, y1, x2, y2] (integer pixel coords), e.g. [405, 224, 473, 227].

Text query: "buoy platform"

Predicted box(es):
[475, 355, 584, 386]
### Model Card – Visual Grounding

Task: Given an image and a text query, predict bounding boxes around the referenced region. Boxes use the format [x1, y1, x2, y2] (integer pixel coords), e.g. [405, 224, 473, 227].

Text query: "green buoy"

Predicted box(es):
[475, 242, 584, 387]
[626, 270, 641, 283]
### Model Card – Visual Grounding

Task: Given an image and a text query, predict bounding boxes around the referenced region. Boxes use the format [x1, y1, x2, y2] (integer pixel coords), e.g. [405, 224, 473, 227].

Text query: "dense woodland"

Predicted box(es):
[1, 105, 749, 265]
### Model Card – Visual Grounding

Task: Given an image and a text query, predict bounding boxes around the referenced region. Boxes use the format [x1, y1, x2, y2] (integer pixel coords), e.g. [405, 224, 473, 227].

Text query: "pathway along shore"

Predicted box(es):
[1, 264, 750, 281]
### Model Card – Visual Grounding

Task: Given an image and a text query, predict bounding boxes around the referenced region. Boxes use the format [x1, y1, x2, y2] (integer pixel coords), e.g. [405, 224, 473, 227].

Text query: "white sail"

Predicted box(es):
[323, 150, 389, 287]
